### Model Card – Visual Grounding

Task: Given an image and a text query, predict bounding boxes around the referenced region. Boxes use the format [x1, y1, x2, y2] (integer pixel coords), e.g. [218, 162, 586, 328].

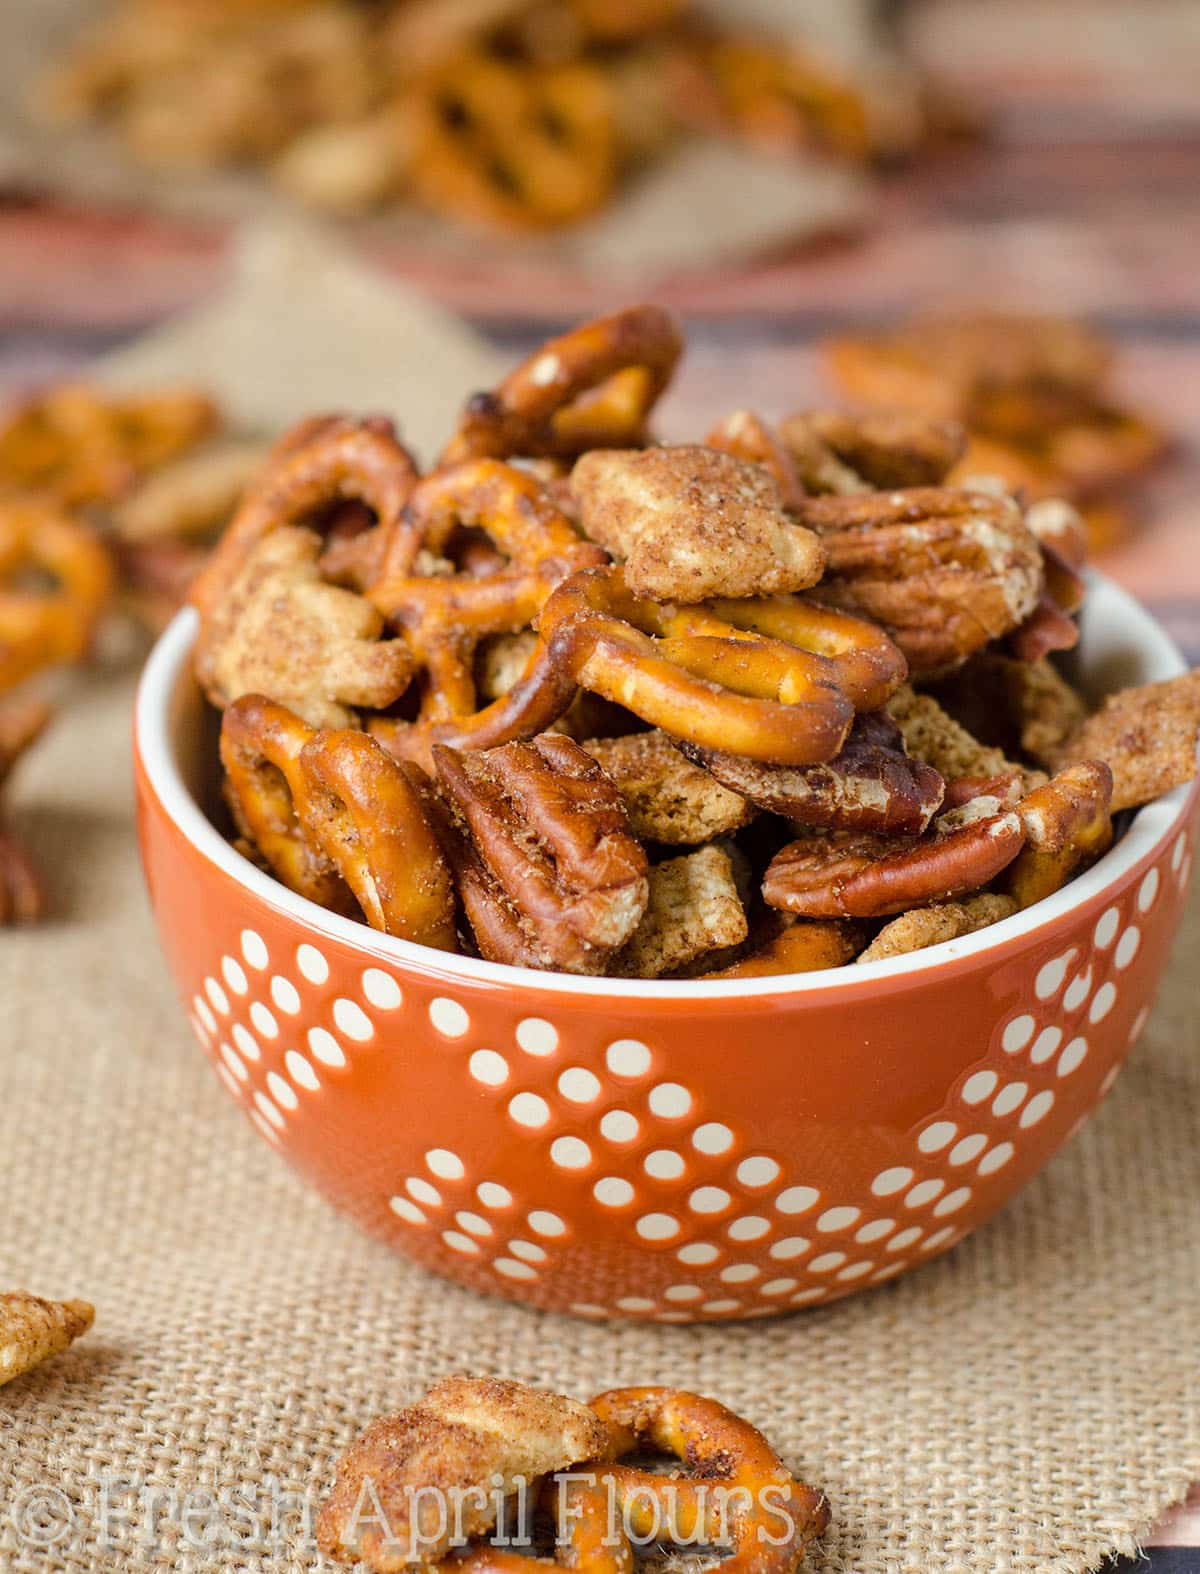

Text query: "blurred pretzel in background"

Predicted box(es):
[40, 0, 968, 231]
[825, 312, 1170, 552]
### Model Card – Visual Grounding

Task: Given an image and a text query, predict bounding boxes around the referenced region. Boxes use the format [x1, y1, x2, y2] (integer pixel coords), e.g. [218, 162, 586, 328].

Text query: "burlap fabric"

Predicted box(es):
[1, 233, 1199, 1573]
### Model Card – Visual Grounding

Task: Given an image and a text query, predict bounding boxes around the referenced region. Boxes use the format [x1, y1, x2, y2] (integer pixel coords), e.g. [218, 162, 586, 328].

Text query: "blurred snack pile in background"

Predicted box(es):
[825, 313, 1170, 552]
[35, 0, 970, 230]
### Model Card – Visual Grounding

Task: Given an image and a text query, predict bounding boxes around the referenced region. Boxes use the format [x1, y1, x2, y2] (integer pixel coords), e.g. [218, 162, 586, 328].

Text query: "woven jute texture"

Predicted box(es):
[2, 235, 1199, 1573]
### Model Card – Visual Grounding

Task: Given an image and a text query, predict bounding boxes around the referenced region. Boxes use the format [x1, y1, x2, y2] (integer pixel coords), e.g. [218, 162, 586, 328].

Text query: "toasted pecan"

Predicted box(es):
[763, 795, 1026, 919]
[317, 1376, 619, 1570]
[1, 1292, 94, 1386]
[614, 843, 747, 977]
[572, 444, 824, 603]
[781, 409, 966, 491]
[434, 733, 648, 973]
[682, 709, 945, 837]
[796, 485, 1043, 673]
[196, 526, 412, 727]
[1052, 672, 1200, 812]
[856, 892, 1018, 963]
[581, 730, 755, 845]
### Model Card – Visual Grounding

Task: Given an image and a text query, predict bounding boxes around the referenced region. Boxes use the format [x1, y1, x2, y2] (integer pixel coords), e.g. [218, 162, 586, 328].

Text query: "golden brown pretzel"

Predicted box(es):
[587, 1387, 830, 1574]
[440, 306, 682, 465]
[0, 695, 53, 926]
[705, 410, 807, 509]
[0, 383, 217, 507]
[299, 730, 458, 948]
[701, 919, 861, 978]
[221, 696, 458, 945]
[763, 795, 1027, 919]
[371, 565, 906, 771]
[0, 502, 114, 691]
[220, 695, 354, 914]
[367, 459, 607, 723]
[409, 52, 618, 232]
[190, 414, 419, 616]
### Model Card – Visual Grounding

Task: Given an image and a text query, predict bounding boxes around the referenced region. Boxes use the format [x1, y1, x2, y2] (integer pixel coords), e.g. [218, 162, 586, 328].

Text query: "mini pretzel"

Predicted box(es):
[190, 415, 419, 616]
[795, 486, 1043, 673]
[763, 795, 1026, 919]
[0, 501, 115, 690]
[683, 709, 945, 837]
[222, 696, 458, 945]
[0, 383, 216, 507]
[409, 53, 617, 232]
[367, 459, 606, 721]
[221, 695, 355, 914]
[440, 306, 682, 465]
[372, 565, 905, 770]
[587, 1387, 830, 1574]
[434, 733, 648, 974]
[705, 410, 806, 509]
[0, 695, 53, 925]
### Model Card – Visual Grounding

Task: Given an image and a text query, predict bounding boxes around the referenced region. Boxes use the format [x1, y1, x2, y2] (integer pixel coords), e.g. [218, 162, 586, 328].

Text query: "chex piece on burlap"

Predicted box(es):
[1, 232, 1198, 1574]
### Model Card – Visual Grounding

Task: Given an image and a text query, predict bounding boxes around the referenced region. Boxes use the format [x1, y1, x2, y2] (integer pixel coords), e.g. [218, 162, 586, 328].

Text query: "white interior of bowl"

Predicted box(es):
[135, 572, 1193, 997]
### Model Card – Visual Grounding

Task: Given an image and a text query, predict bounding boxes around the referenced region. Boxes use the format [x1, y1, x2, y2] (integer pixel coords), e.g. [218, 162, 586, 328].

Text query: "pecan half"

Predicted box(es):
[780, 409, 966, 491]
[763, 796, 1026, 919]
[433, 733, 648, 973]
[195, 526, 412, 727]
[795, 486, 1043, 673]
[1006, 760, 1113, 908]
[682, 709, 945, 836]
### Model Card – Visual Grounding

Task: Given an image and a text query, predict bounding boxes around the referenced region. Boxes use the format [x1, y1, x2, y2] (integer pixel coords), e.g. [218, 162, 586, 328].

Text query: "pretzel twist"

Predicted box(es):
[440, 306, 682, 465]
[221, 695, 457, 946]
[1006, 760, 1113, 908]
[587, 1387, 830, 1574]
[368, 459, 607, 721]
[191, 415, 419, 616]
[410, 53, 618, 233]
[0, 502, 114, 690]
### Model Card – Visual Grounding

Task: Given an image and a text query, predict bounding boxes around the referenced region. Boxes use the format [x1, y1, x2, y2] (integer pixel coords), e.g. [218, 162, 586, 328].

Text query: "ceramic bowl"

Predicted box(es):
[134, 573, 1197, 1322]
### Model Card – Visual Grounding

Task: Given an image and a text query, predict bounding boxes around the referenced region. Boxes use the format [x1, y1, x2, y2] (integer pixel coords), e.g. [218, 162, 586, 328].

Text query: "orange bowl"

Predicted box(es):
[134, 574, 1197, 1322]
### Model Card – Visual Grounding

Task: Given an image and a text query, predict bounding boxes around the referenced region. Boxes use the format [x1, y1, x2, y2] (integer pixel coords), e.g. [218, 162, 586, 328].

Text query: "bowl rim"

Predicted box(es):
[135, 575, 1195, 999]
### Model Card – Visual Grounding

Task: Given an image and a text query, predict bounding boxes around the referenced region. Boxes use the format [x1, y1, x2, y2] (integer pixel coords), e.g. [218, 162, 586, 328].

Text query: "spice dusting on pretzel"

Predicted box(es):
[192, 308, 1191, 978]
[588, 1387, 830, 1574]
[1, 1292, 94, 1386]
[441, 306, 682, 464]
[683, 709, 945, 837]
[572, 444, 825, 603]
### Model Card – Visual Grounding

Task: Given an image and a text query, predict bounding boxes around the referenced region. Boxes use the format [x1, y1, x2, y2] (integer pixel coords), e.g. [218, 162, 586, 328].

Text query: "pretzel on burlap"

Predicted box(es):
[409, 52, 618, 232]
[0, 501, 115, 691]
[370, 564, 906, 771]
[221, 695, 457, 947]
[440, 306, 682, 465]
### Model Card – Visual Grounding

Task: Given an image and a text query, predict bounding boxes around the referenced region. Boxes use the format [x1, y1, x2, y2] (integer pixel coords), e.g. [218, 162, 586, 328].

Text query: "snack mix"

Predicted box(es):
[318, 1376, 829, 1574]
[825, 312, 1170, 551]
[40, 0, 969, 231]
[187, 307, 1200, 979]
[0, 1292, 95, 1387]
